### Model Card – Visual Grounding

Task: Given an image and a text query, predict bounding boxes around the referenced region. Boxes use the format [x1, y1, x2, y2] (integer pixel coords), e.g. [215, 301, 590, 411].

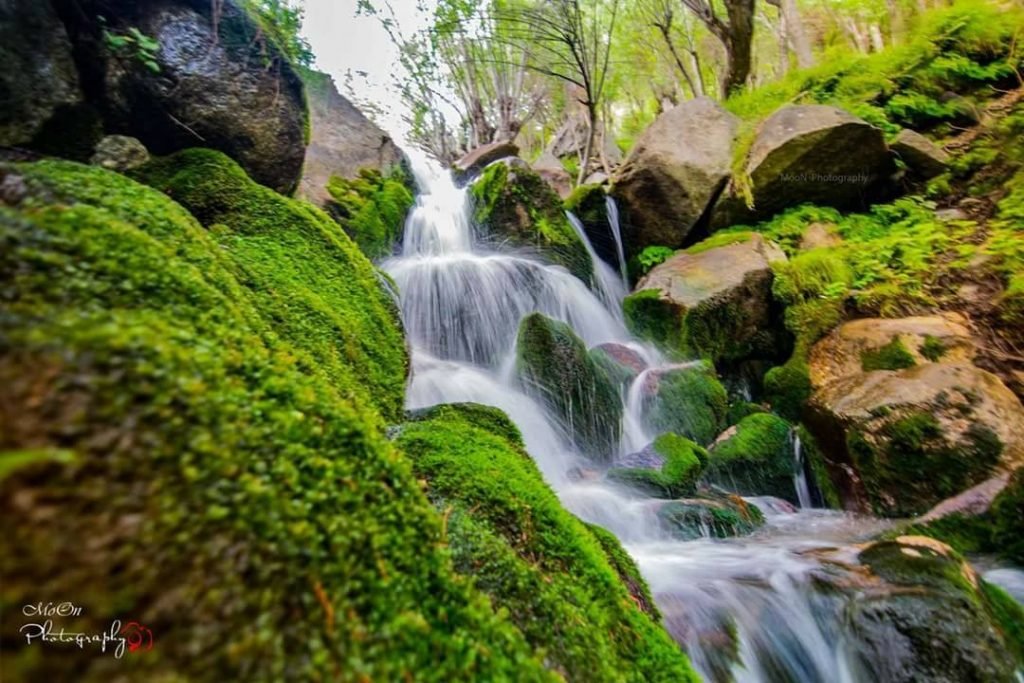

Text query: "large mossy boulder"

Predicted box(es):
[612, 97, 739, 254]
[48, 0, 308, 194]
[515, 313, 622, 461]
[298, 68, 405, 207]
[471, 162, 593, 283]
[134, 148, 409, 421]
[846, 537, 1023, 682]
[608, 433, 707, 498]
[713, 105, 896, 227]
[806, 363, 1024, 517]
[808, 313, 976, 390]
[634, 362, 729, 447]
[0, 159, 550, 681]
[395, 403, 699, 682]
[0, 0, 85, 153]
[704, 413, 797, 503]
[324, 167, 415, 260]
[624, 233, 790, 365]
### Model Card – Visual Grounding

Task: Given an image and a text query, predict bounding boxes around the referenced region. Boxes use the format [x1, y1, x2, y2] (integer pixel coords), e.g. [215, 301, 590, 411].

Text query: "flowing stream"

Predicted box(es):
[382, 156, 1022, 682]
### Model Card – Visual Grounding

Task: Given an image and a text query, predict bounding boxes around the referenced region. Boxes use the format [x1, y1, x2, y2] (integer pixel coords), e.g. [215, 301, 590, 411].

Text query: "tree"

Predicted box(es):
[499, 0, 621, 183]
[679, 0, 756, 96]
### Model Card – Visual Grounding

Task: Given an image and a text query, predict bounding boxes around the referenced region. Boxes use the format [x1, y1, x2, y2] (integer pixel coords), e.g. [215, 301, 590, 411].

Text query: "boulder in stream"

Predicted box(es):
[607, 433, 707, 499]
[515, 313, 622, 461]
[634, 362, 729, 447]
[654, 494, 765, 541]
[703, 413, 797, 504]
[624, 233, 789, 365]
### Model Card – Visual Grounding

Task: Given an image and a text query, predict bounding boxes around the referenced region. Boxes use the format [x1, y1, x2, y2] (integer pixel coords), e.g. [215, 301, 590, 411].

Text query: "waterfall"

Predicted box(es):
[566, 210, 627, 315]
[605, 196, 629, 288]
[382, 155, 942, 682]
[792, 430, 814, 509]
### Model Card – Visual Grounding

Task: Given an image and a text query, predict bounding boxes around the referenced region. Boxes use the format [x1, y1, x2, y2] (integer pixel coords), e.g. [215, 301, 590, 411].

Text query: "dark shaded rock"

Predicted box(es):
[52, 0, 307, 194]
[713, 105, 897, 227]
[591, 342, 648, 387]
[624, 233, 789, 365]
[654, 494, 764, 540]
[298, 68, 403, 206]
[891, 128, 949, 180]
[0, 0, 84, 150]
[90, 134, 149, 172]
[806, 363, 1024, 517]
[453, 141, 519, 182]
[515, 313, 621, 461]
[612, 97, 739, 254]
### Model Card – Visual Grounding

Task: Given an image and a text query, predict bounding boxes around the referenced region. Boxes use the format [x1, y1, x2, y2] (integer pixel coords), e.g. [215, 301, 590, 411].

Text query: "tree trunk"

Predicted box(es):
[779, 0, 813, 68]
[721, 0, 755, 96]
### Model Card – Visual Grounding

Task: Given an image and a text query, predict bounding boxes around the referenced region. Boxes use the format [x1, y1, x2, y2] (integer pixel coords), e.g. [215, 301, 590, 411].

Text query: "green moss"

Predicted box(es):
[990, 467, 1024, 565]
[642, 363, 729, 447]
[0, 449, 76, 480]
[763, 361, 812, 422]
[796, 425, 842, 509]
[516, 313, 622, 461]
[919, 334, 948, 361]
[396, 403, 699, 682]
[623, 289, 685, 357]
[325, 167, 415, 260]
[564, 183, 607, 227]
[471, 162, 593, 283]
[630, 245, 676, 279]
[981, 581, 1024, 662]
[861, 337, 917, 372]
[584, 523, 660, 619]
[0, 160, 565, 680]
[656, 497, 765, 540]
[847, 411, 1003, 517]
[133, 148, 408, 422]
[704, 413, 797, 502]
[607, 434, 707, 499]
[726, 401, 766, 427]
[683, 231, 753, 255]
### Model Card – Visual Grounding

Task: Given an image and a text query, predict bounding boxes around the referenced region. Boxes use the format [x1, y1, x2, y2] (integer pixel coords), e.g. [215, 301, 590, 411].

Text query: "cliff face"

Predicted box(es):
[298, 68, 404, 206]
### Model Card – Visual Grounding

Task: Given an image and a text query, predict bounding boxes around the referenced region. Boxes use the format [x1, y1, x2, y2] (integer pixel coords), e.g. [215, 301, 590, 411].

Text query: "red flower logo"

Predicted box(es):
[119, 621, 154, 653]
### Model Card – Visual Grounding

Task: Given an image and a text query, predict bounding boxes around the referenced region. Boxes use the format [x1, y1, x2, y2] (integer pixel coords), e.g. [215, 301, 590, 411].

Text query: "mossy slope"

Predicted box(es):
[396, 403, 698, 682]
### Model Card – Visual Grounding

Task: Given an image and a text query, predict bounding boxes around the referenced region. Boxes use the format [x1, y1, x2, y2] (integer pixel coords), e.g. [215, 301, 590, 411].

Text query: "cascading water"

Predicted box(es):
[383, 155, 1023, 682]
[605, 195, 629, 288]
[791, 430, 814, 510]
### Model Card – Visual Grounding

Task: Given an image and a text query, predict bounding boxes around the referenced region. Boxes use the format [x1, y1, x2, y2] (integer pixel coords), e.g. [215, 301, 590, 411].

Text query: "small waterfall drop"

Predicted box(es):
[382, 156, 971, 683]
[567, 210, 627, 314]
[605, 196, 629, 288]
[792, 430, 814, 509]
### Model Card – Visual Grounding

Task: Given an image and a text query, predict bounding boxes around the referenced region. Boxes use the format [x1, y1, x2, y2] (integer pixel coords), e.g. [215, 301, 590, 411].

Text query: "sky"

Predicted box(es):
[297, 0, 437, 140]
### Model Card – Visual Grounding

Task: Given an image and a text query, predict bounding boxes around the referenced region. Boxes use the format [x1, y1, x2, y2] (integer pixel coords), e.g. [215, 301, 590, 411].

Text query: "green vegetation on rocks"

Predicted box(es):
[704, 413, 796, 502]
[656, 497, 765, 541]
[0, 158, 564, 681]
[134, 148, 409, 422]
[471, 162, 593, 283]
[515, 313, 622, 461]
[861, 337, 917, 372]
[641, 363, 729, 447]
[608, 434, 707, 499]
[325, 167, 415, 259]
[396, 403, 698, 682]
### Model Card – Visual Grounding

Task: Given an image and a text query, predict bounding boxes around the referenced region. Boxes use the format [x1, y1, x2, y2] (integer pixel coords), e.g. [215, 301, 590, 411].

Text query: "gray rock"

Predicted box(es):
[453, 141, 519, 182]
[532, 150, 573, 199]
[891, 129, 949, 180]
[612, 97, 739, 253]
[90, 135, 150, 172]
[298, 69, 404, 206]
[713, 105, 897, 227]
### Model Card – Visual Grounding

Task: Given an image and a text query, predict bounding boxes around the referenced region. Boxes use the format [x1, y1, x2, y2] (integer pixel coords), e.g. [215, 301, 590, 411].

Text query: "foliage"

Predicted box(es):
[242, 0, 314, 66]
[861, 337, 916, 372]
[396, 403, 700, 682]
[633, 245, 676, 277]
[99, 18, 161, 73]
[326, 167, 415, 260]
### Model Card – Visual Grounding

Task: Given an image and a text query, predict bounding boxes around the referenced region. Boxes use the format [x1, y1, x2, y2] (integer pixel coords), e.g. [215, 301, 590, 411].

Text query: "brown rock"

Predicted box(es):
[891, 129, 949, 180]
[532, 150, 573, 199]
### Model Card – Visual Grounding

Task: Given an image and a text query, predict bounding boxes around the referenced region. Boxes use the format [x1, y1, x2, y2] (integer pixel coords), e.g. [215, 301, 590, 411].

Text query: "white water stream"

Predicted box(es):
[382, 155, 1023, 682]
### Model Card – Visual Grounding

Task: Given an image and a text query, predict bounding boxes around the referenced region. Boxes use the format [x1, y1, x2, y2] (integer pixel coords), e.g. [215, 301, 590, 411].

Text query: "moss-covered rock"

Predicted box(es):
[655, 495, 765, 540]
[565, 183, 620, 269]
[471, 162, 593, 283]
[325, 167, 415, 259]
[0, 159, 556, 681]
[624, 234, 791, 365]
[848, 537, 1022, 682]
[806, 364, 1023, 517]
[134, 148, 409, 422]
[396, 403, 699, 682]
[608, 433, 707, 499]
[704, 413, 796, 502]
[584, 523, 660, 619]
[637, 363, 729, 447]
[590, 342, 648, 388]
[515, 313, 622, 461]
